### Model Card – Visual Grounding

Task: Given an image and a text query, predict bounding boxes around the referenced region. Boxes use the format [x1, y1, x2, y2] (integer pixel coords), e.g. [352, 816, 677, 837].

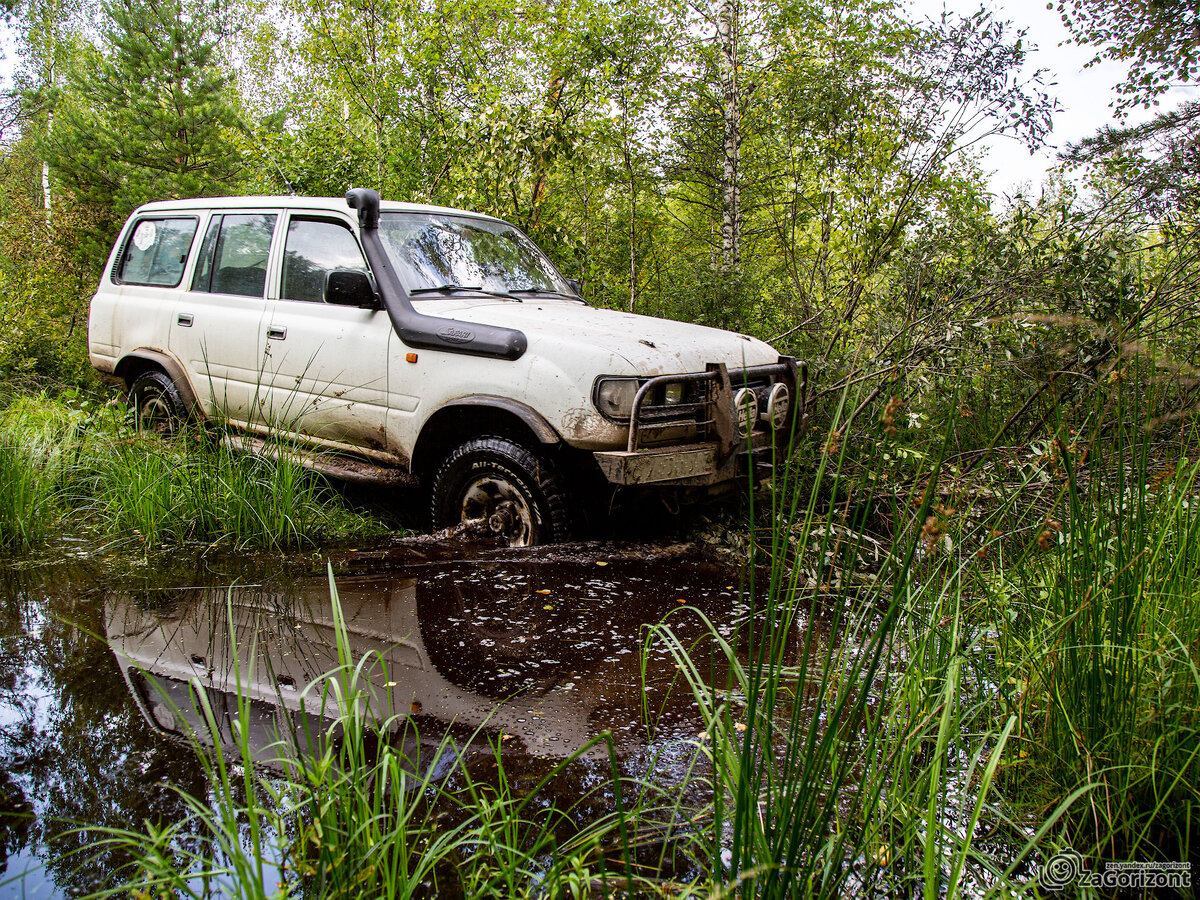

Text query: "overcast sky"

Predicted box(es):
[905, 0, 1197, 200]
[2, 1, 1195, 197]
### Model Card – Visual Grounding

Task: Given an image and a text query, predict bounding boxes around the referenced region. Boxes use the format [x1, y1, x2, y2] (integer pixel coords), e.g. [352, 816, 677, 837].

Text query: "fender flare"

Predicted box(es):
[435, 395, 560, 445]
[114, 349, 203, 418]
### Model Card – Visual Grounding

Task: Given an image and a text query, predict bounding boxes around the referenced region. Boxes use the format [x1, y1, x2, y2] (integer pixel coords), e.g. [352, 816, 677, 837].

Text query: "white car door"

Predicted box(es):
[170, 210, 279, 425]
[259, 213, 392, 454]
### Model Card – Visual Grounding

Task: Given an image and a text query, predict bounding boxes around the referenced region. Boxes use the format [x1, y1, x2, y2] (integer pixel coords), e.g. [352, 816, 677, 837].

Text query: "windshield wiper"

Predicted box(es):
[409, 284, 522, 301]
[409, 283, 482, 295]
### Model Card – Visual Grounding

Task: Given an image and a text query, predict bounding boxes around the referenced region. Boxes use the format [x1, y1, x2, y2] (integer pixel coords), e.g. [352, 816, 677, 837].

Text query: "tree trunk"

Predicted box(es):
[716, 0, 740, 275]
[627, 145, 637, 312]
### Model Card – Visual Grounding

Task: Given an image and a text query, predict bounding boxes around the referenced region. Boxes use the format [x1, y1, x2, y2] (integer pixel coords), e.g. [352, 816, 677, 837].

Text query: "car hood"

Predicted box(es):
[421, 298, 780, 374]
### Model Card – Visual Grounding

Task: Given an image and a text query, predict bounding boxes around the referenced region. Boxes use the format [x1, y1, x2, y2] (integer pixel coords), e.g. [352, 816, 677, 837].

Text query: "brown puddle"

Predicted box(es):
[1, 540, 798, 898]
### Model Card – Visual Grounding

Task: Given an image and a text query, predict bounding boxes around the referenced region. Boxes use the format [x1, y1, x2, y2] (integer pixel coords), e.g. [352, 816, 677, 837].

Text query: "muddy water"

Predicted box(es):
[0, 539, 785, 898]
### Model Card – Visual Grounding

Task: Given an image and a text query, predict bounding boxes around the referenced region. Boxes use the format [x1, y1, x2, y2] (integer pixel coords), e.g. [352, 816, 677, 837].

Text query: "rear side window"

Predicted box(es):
[115, 217, 198, 286]
[191, 213, 277, 298]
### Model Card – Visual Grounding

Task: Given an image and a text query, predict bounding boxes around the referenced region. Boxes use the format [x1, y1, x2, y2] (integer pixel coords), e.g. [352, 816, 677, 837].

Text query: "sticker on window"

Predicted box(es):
[132, 221, 158, 251]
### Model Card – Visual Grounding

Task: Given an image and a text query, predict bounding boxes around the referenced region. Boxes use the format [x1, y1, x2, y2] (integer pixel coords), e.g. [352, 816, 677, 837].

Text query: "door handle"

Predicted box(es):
[177, 313, 194, 327]
[267, 325, 287, 341]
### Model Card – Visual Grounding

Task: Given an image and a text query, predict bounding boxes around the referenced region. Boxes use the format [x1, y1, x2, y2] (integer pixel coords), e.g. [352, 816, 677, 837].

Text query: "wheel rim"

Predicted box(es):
[460, 476, 536, 547]
[136, 389, 175, 435]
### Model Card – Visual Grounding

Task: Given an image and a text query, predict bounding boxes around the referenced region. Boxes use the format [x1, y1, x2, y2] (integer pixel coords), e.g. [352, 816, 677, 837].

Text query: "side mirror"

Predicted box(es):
[566, 277, 582, 296]
[325, 269, 379, 308]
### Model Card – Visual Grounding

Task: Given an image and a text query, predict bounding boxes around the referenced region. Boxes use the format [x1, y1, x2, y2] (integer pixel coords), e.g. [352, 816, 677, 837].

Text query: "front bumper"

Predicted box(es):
[593, 358, 804, 486]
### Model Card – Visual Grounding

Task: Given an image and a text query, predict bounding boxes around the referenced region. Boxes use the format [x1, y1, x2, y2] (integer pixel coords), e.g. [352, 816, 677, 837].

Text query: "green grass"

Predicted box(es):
[82, 569, 643, 899]
[994, 419, 1200, 861]
[643, 397, 1030, 897]
[85, 433, 367, 549]
[0, 435, 56, 548]
[41, 387, 1200, 897]
[0, 392, 388, 552]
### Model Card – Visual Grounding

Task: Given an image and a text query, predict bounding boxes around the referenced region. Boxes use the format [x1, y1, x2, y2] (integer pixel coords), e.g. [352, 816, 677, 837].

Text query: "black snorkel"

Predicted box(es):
[346, 187, 528, 360]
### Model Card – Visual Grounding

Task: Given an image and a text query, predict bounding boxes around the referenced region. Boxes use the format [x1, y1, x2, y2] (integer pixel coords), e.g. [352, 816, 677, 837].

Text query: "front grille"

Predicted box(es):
[626, 361, 797, 453]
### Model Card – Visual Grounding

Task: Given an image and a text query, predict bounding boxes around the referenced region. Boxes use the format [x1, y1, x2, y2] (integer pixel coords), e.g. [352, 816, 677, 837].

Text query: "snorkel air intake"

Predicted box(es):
[346, 187, 527, 360]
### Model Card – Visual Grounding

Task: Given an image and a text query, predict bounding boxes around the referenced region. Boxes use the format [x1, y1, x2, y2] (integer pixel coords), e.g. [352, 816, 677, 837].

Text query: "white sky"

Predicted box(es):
[2, 1, 1194, 196]
[906, 0, 1197, 200]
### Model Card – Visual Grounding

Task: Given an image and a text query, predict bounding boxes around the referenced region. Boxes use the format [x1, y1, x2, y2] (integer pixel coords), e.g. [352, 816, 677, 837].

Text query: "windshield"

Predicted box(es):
[378, 212, 572, 297]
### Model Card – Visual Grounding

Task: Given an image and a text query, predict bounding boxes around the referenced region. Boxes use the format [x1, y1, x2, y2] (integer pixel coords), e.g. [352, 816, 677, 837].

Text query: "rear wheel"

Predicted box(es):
[128, 370, 186, 436]
[430, 436, 572, 547]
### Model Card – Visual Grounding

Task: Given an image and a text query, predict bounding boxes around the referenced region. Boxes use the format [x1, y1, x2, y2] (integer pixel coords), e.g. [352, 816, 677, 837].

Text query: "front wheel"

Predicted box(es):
[430, 436, 572, 547]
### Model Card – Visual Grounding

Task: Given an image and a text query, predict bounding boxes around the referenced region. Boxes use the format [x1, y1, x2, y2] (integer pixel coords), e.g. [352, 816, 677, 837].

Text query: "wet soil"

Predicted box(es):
[0, 536, 781, 898]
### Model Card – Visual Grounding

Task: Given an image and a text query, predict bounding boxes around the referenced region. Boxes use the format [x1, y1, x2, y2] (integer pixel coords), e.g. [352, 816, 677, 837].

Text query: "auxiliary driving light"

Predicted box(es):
[764, 382, 790, 430]
[733, 388, 758, 436]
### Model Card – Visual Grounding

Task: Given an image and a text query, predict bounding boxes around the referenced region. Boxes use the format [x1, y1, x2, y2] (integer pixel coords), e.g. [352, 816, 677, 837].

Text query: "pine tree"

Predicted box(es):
[48, 0, 242, 220]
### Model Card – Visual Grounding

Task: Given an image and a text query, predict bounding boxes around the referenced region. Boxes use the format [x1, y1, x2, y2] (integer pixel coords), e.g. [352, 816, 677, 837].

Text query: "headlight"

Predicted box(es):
[593, 377, 639, 419]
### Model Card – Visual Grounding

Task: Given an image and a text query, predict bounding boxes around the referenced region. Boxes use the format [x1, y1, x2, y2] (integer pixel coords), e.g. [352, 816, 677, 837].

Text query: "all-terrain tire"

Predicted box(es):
[128, 369, 187, 436]
[430, 436, 572, 547]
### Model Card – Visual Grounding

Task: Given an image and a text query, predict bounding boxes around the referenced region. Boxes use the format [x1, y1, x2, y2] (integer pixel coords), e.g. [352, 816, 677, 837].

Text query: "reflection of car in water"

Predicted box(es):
[105, 562, 741, 767]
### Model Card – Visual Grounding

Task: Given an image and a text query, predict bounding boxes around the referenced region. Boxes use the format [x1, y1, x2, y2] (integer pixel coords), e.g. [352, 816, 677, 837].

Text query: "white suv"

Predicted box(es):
[88, 189, 803, 545]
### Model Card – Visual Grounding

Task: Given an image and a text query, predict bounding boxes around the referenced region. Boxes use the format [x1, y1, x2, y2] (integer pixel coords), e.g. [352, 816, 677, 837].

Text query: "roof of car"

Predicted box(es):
[133, 195, 505, 223]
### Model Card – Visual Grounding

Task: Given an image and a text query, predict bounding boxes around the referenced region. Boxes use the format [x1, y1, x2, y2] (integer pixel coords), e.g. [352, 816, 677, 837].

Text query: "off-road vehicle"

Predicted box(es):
[89, 188, 803, 545]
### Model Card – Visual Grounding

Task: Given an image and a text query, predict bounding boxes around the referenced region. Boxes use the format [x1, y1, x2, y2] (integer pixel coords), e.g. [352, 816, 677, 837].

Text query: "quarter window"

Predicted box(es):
[191, 213, 277, 298]
[116, 217, 198, 287]
[281, 218, 369, 304]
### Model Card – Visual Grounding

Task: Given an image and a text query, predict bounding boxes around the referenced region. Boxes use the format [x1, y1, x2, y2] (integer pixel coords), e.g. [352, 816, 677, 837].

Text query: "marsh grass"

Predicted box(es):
[0, 393, 386, 551]
[0, 394, 95, 548]
[996, 414, 1200, 861]
[39, 386, 1200, 897]
[87, 432, 365, 549]
[81, 569, 644, 899]
[642, 397, 1040, 898]
[0, 434, 55, 548]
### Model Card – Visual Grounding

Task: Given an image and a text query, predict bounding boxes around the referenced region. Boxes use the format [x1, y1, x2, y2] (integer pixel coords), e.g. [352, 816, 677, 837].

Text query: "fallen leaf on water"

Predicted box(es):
[543, 604, 554, 610]
[536, 589, 551, 594]
[595, 560, 609, 566]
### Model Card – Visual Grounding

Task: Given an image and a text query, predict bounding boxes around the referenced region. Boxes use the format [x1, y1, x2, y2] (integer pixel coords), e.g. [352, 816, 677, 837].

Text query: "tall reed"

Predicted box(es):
[645, 399, 1026, 897]
[82, 568, 641, 899]
[997, 416, 1200, 861]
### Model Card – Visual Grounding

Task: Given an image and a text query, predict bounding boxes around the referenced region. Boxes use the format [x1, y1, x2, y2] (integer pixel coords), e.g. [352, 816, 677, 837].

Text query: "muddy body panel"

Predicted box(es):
[88, 192, 804, 524]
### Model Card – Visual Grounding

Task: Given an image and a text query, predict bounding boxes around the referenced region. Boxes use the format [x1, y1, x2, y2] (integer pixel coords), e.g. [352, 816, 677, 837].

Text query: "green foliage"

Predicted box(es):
[0, 150, 100, 384]
[1057, 0, 1200, 109]
[997, 417, 1200, 859]
[44, 0, 244, 248]
[0, 393, 388, 551]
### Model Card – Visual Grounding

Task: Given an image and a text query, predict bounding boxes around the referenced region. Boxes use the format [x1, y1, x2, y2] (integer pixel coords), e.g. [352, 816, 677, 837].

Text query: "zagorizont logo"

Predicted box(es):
[1040, 849, 1192, 892]
[1040, 849, 1086, 890]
